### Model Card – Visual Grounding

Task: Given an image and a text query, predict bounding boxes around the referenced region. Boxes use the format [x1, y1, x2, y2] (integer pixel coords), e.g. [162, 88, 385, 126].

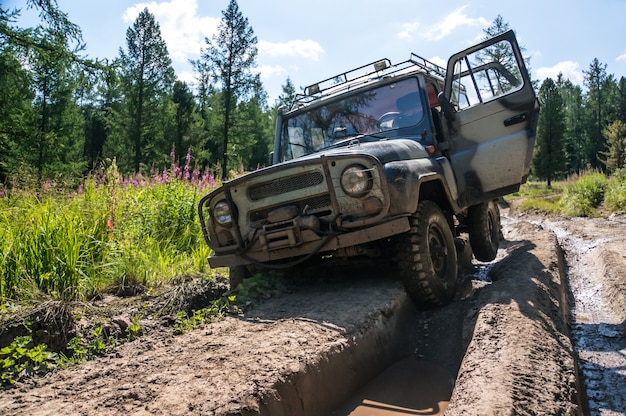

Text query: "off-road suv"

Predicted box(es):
[198, 30, 539, 306]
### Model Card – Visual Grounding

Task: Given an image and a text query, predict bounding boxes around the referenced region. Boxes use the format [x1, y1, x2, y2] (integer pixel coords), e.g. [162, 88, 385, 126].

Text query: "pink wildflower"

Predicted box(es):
[191, 168, 200, 184]
[173, 165, 181, 180]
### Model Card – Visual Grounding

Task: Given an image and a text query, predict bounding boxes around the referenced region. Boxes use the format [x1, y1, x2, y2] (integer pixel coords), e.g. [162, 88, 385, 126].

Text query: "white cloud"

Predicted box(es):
[253, 64, 288, 81]
[122, 0, 219, 63]
[617, 52, 626, 63]
[258, 40, 324, 61]
[176, 70, 197, 85]
[536, 61, 584, 85]
[427, 56, 447, 69]
[397, 21, 420, 40]
[420, 6, 489, 41]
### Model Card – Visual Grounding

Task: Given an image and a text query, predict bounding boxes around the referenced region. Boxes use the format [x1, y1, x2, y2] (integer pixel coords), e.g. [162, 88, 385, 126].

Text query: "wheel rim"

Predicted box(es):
[428, 223, 449, 283]
[487, 210, 496, 244]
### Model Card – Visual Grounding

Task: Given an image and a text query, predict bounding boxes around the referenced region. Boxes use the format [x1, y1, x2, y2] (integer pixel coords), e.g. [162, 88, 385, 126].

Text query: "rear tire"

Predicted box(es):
[468, 200, 501, 262]
[396, 201, 458, 307]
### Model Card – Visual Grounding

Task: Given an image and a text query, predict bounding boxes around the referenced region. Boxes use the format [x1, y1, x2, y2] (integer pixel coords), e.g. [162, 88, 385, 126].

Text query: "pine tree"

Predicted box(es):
[116, 8, 175, 173]
[482, 15, 510, 38]
[556, 75, 586, 174]
[478, 15, 531, 92]
[1, 1, 89, 185]
[233, 75, 272, 170]
[172, 80, 199, 158]
[600, 120, 626, 173]
[193, 0, 258, 180]
[618, 77, 626, 122]
[23, 28, 86, 186]
[0, 35, 35, 182]
[84, 59, 123, 169]
[532, 78, 566, 187]
[195, 83, 223, 169]
[583, 59, 610, 171]
[274, 77, 297, 110]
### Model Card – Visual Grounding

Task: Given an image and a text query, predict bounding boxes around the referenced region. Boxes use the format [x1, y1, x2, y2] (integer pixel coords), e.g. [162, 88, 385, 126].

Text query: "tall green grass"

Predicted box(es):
[513, 170, 626, 217]
[559, 172, 608, 217]
[0, 155, 218, 302]
[509, 181, 564, 213]
[604, 168, 626, 212]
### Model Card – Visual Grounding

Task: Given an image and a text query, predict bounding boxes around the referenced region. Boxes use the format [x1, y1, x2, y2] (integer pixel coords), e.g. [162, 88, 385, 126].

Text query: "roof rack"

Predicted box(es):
[292, 53, 448, 109]
[303, 58, 392, 97]
[408, 53, 447, 79]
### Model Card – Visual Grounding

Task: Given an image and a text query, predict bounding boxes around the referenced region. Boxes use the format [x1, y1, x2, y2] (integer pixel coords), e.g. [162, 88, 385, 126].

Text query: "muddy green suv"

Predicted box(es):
[199, 30, 539, 306]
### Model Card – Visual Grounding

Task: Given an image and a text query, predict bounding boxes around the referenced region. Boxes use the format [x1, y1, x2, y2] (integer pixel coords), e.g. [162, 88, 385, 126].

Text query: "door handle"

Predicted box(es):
[504, 113, 529, 126]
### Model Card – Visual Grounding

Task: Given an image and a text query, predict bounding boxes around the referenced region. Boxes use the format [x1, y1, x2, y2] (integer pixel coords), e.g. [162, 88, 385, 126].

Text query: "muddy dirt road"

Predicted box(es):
[522, 213, 626, 416]
[0, 209, 624, 415]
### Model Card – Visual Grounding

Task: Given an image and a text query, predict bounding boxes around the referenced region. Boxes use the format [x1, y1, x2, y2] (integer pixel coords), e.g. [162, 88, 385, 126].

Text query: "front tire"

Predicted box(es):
[229, 266, 249, 289]
[468, 200, 501, 262]
[397, 201, 458, 307]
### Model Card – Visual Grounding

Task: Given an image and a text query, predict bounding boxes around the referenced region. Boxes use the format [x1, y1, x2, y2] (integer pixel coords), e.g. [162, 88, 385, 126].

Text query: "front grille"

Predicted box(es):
[250, 194, 332, 223]
[248, 171, 324, 201]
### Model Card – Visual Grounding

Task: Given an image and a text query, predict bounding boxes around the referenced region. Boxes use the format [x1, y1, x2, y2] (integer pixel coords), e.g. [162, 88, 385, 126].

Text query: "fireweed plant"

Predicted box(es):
[0, 151, 221, 302]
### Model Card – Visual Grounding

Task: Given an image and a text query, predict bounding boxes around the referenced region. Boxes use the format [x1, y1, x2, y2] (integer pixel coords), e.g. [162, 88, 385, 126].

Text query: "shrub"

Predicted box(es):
[604, 168, 626, 212]
[558, 172, 608, 217]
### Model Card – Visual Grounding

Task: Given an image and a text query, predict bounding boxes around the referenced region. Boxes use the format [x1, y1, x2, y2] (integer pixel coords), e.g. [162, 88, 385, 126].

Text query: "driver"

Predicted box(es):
[394, 92, 423, 128]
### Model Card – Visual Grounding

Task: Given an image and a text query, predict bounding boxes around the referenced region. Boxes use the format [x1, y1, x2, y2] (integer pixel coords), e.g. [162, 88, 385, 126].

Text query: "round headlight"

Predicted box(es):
[213, 200, 233, 226]
[341, 164, 373, 197]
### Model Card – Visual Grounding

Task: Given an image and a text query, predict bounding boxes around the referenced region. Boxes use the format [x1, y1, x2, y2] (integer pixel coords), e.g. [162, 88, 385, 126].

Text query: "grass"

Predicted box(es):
[604, 169, 626, 212]
[3, 162, 623, 303]
[509, 169, 626, 217]
[0, 153, 232, 387]
[509, 181, 565, 214]
[558, 172, 608, 217]
[0, 154, 218, 303]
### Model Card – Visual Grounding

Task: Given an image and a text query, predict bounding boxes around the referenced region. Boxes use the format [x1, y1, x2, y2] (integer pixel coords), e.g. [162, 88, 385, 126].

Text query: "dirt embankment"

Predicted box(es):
[1, 210, 625, 415]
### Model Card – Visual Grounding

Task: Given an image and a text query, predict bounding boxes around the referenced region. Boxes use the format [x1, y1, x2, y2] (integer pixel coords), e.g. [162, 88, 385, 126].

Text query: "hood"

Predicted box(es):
[312, 138, 430, 164]
[221, 139, 429, 188]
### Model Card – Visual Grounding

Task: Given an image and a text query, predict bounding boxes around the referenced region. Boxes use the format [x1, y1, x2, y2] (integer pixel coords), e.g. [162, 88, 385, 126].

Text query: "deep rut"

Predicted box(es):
[533, 215, 626, 416]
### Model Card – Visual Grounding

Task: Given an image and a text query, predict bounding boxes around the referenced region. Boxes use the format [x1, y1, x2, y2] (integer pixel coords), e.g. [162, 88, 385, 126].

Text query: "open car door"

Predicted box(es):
[442, 30, 539, 208]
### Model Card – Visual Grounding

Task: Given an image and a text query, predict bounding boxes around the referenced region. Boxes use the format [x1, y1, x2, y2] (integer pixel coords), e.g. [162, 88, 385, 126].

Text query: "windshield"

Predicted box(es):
[280, 77, 424, 161]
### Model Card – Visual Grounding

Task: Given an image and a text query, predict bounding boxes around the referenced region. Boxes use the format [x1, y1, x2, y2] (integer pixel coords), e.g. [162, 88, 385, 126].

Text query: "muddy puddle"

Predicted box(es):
[326, 270, 506, 415]
[332, 358, 453, 416]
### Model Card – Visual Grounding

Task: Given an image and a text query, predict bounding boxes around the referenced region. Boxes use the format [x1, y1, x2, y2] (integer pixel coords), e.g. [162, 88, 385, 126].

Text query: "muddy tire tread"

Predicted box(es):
[396, 200, 458, 307]
[468, 200, 501, 262]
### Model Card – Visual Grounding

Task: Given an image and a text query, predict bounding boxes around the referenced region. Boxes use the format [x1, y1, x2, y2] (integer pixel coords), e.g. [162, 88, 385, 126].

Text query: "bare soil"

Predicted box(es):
[0, 208, 624, 416]
[518, 211, 626, 416]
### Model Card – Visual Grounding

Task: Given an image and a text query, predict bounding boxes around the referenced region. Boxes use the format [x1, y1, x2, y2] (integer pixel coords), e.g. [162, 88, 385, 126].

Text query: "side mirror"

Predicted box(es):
[437, 92, 456, 123]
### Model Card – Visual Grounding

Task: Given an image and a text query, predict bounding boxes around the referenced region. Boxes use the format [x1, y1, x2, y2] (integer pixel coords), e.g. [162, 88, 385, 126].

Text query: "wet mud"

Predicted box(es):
[4, 212, 619, 415]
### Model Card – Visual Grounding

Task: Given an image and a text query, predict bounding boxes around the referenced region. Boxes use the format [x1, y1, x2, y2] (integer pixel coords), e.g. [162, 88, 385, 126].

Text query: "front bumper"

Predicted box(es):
[207, 216, 410, 268]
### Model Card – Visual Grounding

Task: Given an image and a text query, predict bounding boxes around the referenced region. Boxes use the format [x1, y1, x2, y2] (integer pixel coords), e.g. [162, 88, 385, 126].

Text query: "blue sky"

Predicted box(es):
[8, 0, 626, 103]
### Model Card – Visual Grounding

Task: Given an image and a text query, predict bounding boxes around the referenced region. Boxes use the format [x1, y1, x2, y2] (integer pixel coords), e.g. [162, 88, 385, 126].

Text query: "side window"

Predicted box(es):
[450, 39, 524, 109]
[426, 83, 439, 108]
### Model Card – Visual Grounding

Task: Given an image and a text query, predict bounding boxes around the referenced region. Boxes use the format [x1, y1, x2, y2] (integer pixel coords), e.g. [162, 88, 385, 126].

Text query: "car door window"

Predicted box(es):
[450, 39, 524, 110]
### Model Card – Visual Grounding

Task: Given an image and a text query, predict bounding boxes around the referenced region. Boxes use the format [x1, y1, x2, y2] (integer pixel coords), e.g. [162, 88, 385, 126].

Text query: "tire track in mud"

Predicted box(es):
[334, 215, 581, 416]
[527, 215, 626, 416]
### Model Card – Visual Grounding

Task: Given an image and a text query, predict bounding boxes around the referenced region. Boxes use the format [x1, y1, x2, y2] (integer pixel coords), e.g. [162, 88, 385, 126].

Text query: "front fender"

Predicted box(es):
[384, 158, 459, 215]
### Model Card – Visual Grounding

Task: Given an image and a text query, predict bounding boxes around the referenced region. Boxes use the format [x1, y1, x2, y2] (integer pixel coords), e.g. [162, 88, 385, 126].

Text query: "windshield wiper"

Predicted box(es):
[323, 133, 386, 150]
[288, 141, 308, 149]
